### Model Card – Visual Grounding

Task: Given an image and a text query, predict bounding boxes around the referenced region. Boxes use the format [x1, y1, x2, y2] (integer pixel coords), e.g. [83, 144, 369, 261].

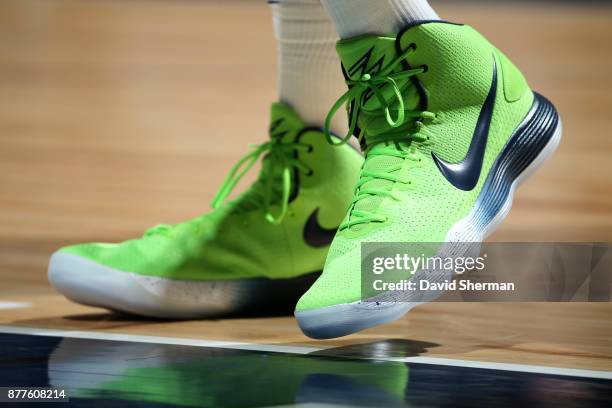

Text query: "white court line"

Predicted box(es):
[0, 325, 320, 355]
[0, 302, 31, 310]
[395, 356, 612, 379]
[0, 324, 610, 380]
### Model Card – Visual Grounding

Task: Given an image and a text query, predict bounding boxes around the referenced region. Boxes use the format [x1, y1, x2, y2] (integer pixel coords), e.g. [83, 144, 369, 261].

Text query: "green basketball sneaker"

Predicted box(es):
[48, 103, 363, 318]
[295, 21, 562, 338]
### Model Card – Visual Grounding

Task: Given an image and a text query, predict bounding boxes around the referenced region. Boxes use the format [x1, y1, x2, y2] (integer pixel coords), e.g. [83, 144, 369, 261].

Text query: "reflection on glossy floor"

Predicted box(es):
[1, 333, 609, 408]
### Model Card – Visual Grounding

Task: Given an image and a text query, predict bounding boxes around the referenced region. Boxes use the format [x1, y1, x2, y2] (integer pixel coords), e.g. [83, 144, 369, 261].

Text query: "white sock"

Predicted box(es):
[320, 0, 439, 39]
[271, 0, 348, 136]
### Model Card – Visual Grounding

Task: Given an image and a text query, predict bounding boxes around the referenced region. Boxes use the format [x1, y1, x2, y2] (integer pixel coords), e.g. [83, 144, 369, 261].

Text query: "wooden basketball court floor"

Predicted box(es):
[0, 0, 611, 406]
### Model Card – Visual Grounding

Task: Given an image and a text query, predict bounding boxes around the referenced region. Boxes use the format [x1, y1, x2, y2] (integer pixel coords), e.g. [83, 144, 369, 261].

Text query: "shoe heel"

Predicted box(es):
[447, 92, 562, 242]
[478, 92, 562, 239]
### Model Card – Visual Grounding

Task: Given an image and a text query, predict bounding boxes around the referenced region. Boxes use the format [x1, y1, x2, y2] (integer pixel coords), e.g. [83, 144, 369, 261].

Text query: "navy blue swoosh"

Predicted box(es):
[303, 209, 338, 248]
[432, 57, 498, 191]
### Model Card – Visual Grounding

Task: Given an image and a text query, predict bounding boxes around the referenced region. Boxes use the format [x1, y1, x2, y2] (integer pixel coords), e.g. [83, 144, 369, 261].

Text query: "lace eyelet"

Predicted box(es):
[408, 43, 417, 51]
[306, 169, 314, 177]
[307, 145, 314, 153]
[420, 64, 429, 73]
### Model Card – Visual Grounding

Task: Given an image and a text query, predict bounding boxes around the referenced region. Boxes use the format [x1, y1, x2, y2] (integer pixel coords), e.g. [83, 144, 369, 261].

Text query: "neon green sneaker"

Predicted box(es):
[295, 21, 562, 338]
[48, 103, 363, 318]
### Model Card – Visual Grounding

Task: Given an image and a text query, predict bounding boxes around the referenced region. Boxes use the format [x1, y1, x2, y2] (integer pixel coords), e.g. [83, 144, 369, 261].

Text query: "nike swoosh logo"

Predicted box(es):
[303, 209, 338, 248]
[432, 57, 498, 191]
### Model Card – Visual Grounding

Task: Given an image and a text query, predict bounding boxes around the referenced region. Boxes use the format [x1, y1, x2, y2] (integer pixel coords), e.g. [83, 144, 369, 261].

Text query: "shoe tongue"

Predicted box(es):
[221, 102, 307, 215]
[248, 102, 305, 209]
[336, 36, 420, 230]
[336, 35, 421, 145]
[250, 102, 298, 179]
[269, 102, 305, 144]
[261, 102, 305, 178]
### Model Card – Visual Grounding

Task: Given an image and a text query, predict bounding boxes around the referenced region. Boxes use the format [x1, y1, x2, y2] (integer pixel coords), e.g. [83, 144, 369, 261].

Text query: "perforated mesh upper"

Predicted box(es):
[297, 22, 534, 311]
[60, 103, 364, 282]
